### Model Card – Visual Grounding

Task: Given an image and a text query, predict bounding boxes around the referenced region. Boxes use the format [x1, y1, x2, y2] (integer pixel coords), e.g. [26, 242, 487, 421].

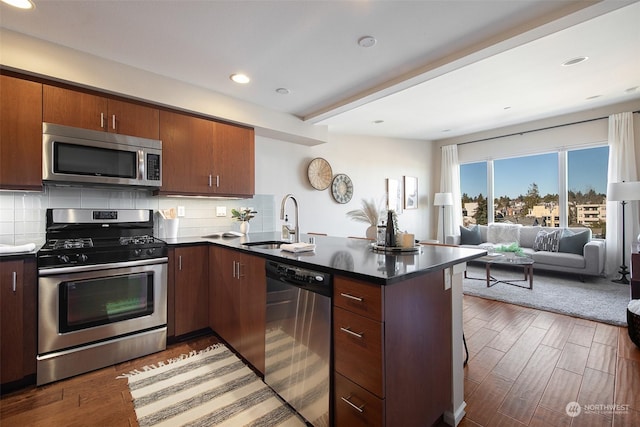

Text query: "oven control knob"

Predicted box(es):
[134, 248, 142, 256]
[58, 254, 70, 264]
[77, 254, 88, 263]
[146, 248, 156, 256]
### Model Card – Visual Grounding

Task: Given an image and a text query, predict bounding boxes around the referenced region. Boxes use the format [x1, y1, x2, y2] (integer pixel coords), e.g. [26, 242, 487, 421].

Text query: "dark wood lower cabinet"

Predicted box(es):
[209, 246, 266, 374]
[0, 257, 37, 389]
[334, 270, 451, 426]
[171, 245, 209, 337]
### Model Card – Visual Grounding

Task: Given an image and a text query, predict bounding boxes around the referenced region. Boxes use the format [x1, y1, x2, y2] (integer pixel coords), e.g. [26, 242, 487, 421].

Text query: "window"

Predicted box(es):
[494, 153, 558, 226]
[460, 162, 488, 225]
[568, 146, 609, 237]
[460, 146, 607, 232]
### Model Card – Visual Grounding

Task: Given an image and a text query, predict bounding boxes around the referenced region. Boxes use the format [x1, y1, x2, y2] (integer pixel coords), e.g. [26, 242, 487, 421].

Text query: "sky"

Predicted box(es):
[461, 146, 609, 199]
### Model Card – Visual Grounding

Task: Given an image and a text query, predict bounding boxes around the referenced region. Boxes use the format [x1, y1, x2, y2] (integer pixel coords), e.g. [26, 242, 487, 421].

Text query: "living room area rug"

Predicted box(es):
[118, 344, 306, 427]
[462, 264, 630, 326]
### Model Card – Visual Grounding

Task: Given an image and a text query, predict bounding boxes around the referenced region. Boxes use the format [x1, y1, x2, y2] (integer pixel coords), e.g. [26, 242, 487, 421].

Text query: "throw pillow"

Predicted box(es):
[459, 225, 482, 245]
[558, 229, 590, 255]
[487, 223, 522, 244]
[533, 229, 561, 252]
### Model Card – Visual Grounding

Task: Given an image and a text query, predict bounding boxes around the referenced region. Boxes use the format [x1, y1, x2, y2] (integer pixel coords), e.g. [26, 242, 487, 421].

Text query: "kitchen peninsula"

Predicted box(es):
[168, 232, 486, 426]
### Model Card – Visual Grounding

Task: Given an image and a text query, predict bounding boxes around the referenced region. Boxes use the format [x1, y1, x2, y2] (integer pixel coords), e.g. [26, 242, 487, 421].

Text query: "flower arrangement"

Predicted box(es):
[495, 242, 524, 255]
[231, 208, 257, 222]
[346, 198, 384, 227]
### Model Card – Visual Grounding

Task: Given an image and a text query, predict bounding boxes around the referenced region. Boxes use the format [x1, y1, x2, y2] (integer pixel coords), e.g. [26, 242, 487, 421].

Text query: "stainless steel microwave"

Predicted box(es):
[42, 123, 162, 188]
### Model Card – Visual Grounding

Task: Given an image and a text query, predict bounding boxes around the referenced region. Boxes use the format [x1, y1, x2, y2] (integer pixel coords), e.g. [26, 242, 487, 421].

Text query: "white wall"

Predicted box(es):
[256, 133, 434, 239]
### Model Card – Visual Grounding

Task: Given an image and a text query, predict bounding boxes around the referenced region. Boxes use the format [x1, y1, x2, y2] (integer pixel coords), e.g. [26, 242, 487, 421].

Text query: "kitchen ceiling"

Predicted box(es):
[1, 0, 639, 141]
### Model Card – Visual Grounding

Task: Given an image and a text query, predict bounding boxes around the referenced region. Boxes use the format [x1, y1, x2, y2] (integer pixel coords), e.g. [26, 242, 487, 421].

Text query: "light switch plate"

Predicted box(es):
[216, 206, 227, 217]
[177, 206, 185, 217]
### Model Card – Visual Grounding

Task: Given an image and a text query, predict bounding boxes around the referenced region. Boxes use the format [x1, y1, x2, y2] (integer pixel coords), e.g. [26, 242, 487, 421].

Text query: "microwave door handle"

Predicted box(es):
[138, 150, 145, 180]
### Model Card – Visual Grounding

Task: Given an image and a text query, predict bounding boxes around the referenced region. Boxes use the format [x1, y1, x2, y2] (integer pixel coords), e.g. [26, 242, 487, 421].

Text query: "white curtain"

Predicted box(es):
[605, 112, 638, 277]
[440, 145, 463, 243]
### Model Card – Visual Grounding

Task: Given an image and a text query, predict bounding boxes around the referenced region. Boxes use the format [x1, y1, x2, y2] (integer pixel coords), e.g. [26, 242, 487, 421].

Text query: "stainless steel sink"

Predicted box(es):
[242, 240, 288, 249]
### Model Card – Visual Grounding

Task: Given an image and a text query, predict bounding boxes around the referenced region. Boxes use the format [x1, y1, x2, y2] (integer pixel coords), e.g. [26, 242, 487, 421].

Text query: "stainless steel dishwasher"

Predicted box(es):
[265, 260, 332, 427]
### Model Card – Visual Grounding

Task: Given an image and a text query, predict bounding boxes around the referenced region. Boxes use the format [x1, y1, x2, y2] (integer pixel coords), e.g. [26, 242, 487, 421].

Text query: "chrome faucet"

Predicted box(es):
[280, 193, 300, 243]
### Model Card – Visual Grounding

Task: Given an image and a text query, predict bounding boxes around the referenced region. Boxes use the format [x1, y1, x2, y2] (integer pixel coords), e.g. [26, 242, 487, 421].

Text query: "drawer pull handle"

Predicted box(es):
[341, 395, 365, 413]
[340, 292, 363, 302]
[340, 326, 364, 339]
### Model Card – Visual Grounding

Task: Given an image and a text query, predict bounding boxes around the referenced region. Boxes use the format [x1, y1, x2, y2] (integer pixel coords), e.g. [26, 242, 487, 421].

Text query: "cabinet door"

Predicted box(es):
[107, 99, 159, 139]
[0, 260, 24, 384]
[212, 122, 255, 196]
[209, 246, 241, 350]
[239, 254, 266, 373]
[43, 85, 107, 131]
[160, 110, 214, 194]
[0, 76, 43, 190]
[174, 246, 209, 336]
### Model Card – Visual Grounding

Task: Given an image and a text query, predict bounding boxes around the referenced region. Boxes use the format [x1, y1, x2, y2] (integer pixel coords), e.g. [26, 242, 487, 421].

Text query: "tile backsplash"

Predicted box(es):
[0, 186, 275, 246]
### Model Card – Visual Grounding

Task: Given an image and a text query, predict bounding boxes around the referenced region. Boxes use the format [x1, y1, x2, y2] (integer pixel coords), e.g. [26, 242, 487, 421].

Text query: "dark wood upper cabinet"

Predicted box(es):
[159, 111, 255, 197]
[0, 75, 43, 191]
[43, 85, 159, 139]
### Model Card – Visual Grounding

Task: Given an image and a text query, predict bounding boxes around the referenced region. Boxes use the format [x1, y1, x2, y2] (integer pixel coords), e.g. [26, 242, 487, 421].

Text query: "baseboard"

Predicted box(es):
[444, 401, 467, 426]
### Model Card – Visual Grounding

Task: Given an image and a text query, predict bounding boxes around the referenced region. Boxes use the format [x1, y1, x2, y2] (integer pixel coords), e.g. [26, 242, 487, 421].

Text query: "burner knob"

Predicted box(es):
[77, 254, 88, 263]
[58, 254, 70, 264]
[146, 248, 156, 256]
[134, 248, 142, 257]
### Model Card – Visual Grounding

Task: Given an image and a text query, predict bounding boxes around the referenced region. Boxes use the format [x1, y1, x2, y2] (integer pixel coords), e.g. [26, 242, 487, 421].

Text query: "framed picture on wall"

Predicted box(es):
[404, 176, 418, 209]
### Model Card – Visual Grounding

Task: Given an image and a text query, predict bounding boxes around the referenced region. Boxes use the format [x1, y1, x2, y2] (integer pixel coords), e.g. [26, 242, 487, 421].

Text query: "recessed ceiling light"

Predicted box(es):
[275, 88, 290, 95]
[586, 95, 602, 100]
[561, 56, 588, 66]
[230, 73, 250, 84]
[358, 36, 377, 48]
[1, 0, 34, 9]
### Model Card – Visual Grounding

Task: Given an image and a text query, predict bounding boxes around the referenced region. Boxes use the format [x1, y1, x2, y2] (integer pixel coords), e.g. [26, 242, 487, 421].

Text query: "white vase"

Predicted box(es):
[240, 221, 250, 234]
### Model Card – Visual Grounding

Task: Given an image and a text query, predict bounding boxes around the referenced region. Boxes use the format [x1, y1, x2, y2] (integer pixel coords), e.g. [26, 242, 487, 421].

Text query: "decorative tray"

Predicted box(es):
[371, 243, 422, 253]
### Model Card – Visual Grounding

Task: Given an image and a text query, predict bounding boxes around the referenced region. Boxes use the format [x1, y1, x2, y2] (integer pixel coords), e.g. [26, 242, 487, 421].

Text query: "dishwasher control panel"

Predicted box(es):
[266, 261, 332, 296]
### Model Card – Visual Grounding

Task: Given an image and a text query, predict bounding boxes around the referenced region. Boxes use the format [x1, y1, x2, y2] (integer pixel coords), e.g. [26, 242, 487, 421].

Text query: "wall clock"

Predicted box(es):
[307, 157, 333, 190]
[331, 173, 353, 204]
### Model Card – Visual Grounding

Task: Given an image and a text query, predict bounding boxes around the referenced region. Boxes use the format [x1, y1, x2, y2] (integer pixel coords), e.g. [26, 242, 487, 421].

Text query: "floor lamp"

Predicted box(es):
[607, 181, 640, 284]
[434, 192, 453, 243]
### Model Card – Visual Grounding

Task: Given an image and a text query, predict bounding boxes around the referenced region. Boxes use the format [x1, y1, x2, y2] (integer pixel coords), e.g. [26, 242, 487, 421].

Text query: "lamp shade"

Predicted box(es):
[433, 192, 454, 206]
[607, 181, 640, 202]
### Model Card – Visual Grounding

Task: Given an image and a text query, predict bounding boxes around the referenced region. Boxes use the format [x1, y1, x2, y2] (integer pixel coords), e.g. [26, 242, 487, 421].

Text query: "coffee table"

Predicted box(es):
[466, 253, 534, 289]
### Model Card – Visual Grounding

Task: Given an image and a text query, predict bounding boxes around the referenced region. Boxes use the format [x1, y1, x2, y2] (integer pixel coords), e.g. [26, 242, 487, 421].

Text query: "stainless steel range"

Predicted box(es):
[37, 208, 168, 385]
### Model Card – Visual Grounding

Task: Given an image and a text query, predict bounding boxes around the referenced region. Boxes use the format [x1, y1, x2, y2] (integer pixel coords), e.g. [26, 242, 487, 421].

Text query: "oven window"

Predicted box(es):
[59, 272, 154, 333]
[54, 142, 137, 178]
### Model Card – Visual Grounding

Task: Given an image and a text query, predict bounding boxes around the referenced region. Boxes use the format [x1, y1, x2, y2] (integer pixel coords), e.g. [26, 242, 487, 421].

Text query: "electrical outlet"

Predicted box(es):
[177, 206, 186, 217]
[216, 206, 227, 217]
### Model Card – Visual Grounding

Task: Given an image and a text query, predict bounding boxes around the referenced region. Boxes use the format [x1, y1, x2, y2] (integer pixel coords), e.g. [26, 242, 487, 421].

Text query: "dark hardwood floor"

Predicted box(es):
[1, 296, 639, 426]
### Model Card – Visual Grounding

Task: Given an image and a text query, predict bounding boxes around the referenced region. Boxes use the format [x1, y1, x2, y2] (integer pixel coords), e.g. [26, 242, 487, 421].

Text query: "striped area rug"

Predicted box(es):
[119, 344, 306, 427]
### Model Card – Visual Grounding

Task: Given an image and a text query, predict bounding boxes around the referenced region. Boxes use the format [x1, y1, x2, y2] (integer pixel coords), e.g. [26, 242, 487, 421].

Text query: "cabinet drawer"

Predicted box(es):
[334, 276, 383, 321]
[335, 372, 384, 427]
[334, 307, 384, 397]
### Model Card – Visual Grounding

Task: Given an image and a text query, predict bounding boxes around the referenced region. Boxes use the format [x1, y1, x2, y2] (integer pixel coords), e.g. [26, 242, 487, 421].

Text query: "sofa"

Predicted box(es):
[446, 223, 606, 277]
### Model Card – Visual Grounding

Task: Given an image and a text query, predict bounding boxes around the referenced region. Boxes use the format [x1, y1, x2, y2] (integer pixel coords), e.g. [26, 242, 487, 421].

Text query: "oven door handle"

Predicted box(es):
[38, 257, 168, 276]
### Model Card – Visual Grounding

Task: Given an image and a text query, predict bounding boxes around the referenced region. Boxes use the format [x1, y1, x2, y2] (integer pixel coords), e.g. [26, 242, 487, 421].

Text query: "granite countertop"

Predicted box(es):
[164, 232, 486, 285]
